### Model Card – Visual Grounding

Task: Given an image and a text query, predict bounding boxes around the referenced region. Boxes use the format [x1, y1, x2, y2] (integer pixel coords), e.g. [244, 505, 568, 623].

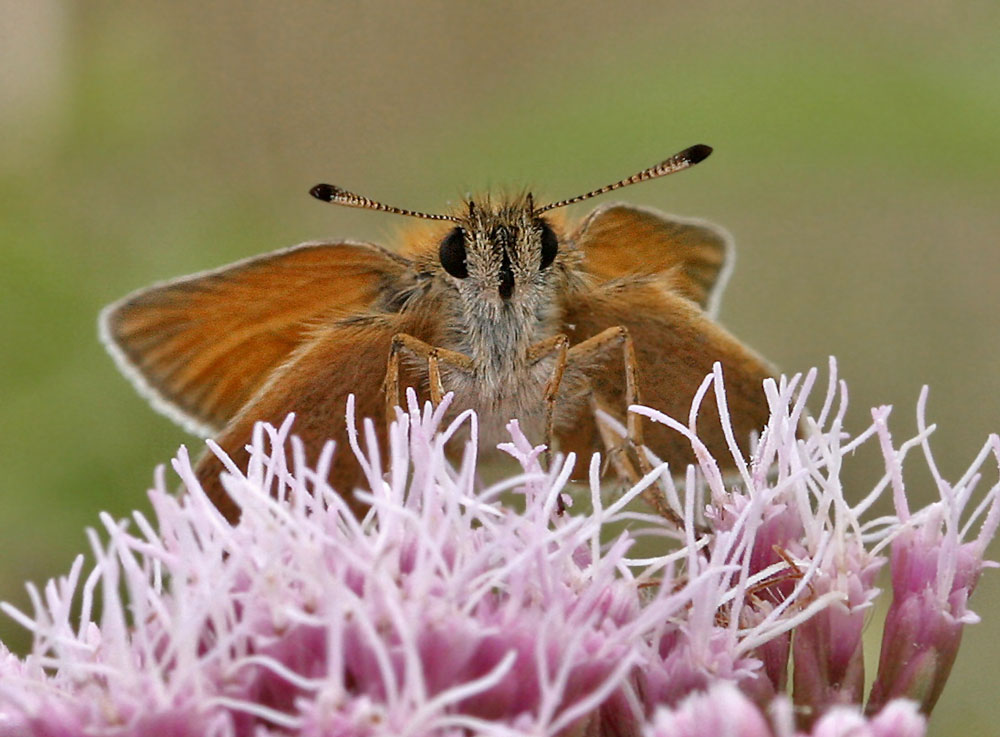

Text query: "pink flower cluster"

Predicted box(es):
[0, 361, 997, 737]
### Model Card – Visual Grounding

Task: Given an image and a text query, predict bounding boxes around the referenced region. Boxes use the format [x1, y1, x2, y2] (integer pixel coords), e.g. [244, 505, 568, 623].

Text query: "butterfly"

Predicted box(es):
[101, 145, 773, 521]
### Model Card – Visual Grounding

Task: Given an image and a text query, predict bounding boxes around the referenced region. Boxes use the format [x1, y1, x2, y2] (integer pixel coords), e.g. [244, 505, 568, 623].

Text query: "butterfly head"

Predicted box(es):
[437, 195, 561, 304]
[309, 143, 712, 311]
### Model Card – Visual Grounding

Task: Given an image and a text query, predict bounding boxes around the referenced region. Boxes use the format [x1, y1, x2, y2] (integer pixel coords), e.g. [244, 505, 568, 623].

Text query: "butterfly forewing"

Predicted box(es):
[101, 241, 412, 435]
[572, 203, 732, 316]
[562, 203, 770, 471]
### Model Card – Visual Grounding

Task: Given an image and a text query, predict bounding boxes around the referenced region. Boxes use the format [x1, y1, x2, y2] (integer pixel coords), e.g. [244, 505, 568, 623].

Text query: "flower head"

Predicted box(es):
[0, 362, 996, 736]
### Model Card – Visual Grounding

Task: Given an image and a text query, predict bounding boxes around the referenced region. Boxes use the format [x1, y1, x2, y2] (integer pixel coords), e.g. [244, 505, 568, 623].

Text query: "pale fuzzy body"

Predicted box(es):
[438, 353, 560, 449]
[400, 199, 591, 448]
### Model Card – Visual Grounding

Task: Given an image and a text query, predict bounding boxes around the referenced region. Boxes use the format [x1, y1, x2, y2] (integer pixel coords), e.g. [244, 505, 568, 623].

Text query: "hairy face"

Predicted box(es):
[437, 197, 561, 309]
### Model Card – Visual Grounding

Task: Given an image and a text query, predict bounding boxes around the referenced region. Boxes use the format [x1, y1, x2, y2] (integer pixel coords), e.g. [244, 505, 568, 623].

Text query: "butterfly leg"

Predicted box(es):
[563, 326, 683, 526]
[527, 334, 570, 470]
[384, 333, 474, 425]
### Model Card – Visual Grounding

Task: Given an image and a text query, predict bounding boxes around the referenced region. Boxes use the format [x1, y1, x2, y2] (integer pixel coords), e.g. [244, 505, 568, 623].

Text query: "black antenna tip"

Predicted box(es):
[685, 144, 713, 164]
[309, 183, 336, 202]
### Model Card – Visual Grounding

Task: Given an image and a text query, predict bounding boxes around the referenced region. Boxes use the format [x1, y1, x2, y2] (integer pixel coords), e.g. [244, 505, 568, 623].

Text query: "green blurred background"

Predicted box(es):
[1, 1, 998, 732]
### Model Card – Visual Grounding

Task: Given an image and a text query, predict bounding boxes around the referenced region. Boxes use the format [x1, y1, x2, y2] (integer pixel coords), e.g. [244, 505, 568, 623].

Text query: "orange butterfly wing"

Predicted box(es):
[100, 241, 413, 435]
[571, 202, 733, 315]
[194, 310, 437, 521]
[557, 204, 772, 470]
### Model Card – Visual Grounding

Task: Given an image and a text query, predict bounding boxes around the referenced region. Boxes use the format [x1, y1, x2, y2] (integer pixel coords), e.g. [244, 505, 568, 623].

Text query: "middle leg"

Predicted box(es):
[561, 326, 684, 526]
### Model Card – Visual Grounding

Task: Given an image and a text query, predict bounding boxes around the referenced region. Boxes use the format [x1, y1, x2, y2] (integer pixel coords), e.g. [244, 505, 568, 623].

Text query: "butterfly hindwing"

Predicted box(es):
[194, 310, 437, 521]
[556, 262, 772, 473]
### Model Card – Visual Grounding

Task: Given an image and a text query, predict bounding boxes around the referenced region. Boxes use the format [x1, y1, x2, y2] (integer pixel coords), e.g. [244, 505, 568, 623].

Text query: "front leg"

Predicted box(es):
[526, 334, 571, 469]
[383, 333, 474, 425]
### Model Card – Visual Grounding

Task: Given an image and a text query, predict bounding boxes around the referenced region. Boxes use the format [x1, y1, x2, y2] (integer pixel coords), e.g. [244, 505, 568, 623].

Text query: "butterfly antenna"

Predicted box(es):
[310, 183, 461, 222]
[534, 144, 713, 215]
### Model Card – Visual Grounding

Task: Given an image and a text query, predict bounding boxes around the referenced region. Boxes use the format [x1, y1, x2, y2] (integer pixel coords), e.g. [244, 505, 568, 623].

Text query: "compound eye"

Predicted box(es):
[439, 227, 469, 279]
[538, 219, 558, 270]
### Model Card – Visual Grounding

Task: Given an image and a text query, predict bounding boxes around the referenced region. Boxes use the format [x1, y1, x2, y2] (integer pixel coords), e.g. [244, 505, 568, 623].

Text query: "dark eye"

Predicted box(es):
[538, 219, 558, 269]
[439, 227, 468, 278]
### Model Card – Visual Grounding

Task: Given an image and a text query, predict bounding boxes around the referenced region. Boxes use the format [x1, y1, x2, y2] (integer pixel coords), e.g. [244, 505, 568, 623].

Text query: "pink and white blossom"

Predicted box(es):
[0, 361, 996, 736]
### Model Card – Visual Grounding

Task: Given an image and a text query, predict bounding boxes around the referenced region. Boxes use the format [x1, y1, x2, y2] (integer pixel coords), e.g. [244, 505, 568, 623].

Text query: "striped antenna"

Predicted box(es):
[309, 183, 461, 222]
[534, 144, 713, 215]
